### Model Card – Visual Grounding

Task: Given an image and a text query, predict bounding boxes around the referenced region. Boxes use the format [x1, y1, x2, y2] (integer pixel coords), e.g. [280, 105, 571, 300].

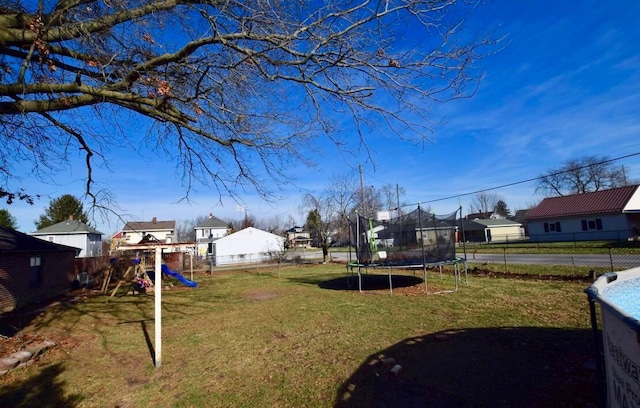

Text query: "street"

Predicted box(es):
[292, 249, 640, 270]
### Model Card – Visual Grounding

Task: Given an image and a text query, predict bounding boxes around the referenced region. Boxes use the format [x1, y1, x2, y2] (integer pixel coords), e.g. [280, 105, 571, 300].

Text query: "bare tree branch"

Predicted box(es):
[0, 0, 500, 207]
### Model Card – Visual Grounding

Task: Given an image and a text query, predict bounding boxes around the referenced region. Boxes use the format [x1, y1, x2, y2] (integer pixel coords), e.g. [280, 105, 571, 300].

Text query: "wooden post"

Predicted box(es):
[155, 246, 162, 368]
[101, 264, 114, 294]
[108, 265, 134, 300]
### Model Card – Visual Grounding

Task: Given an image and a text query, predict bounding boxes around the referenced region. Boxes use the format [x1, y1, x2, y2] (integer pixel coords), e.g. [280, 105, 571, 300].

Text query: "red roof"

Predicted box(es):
[526, 185, 639, 220]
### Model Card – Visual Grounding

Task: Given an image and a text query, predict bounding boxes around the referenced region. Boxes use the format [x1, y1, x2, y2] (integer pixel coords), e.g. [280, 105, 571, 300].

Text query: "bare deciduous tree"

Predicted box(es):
[353, 185, 384, 219]
[325, 173, 359, 245]
[0, 1, 497, 209]
[536, 155, 631, 197]
[302, 192, 340, 263]
[255, 214, 285, 235]
[175, 214, 210, 242]
[380, 183, 405, 212]
[469, 191, 501, 218]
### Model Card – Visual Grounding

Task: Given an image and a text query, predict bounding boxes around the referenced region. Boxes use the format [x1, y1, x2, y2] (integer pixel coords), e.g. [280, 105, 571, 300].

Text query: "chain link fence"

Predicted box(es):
[461, 245, 640, 277]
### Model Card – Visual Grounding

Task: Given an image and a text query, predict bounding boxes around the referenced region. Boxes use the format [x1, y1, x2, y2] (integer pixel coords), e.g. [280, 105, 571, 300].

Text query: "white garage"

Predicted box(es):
[212, 227, 286, 266]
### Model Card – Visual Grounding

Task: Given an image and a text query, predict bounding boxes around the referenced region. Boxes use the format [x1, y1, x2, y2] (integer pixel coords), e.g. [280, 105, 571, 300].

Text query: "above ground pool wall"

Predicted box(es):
[586, 267, 640, 408]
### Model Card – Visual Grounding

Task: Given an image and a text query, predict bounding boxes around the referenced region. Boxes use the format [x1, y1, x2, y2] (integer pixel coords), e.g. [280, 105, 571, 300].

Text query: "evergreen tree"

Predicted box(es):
[0, 208, 18, 229]
[35, 195, 90, 230]
[305, 209, 322, 248]
[494, 200, 512, 218]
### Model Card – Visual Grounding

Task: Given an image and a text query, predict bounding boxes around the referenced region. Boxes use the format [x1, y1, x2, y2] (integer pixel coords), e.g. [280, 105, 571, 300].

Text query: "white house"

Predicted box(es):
[212, 227, 286, 266]
[195, 213, 228, 258]
[286, 226, 312, 248]
[526, 185, 640, 242]
[31, 216, 103, 258]
[116, 217, 176, 245]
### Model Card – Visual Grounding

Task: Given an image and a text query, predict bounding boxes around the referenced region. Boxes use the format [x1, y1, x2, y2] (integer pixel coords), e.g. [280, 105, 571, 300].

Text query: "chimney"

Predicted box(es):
[152, 216, 157, 224]
[69, 215, 73, 220]
[209, 213, 213, 218]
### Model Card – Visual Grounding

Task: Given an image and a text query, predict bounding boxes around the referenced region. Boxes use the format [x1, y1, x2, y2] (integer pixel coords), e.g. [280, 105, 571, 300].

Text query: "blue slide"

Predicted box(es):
[161, 264, 198, 288]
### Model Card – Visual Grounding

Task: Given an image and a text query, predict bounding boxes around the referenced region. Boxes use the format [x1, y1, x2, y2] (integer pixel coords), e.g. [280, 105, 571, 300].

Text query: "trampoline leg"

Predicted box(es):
[424, 267, 428, 294]
[454, 263, 459, 292]
[388, 267, 393, 295]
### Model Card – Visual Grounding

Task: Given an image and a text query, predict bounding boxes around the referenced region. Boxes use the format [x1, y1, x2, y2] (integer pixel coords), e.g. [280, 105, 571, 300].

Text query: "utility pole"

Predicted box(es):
[396, 183, 401, 217]
[359, 164, 367, 218]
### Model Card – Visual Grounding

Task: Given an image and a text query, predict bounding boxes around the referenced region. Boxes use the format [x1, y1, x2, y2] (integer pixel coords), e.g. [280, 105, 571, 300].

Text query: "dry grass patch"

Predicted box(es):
[1, 264, 597, 407]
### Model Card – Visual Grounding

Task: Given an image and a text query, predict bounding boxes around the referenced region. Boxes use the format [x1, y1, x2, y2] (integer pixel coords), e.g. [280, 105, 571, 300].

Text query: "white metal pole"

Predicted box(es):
[155, 246, 162, 368]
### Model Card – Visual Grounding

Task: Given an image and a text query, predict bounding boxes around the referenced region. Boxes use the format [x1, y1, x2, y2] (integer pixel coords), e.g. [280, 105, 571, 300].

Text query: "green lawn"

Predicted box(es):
[0, 264, 598, 407]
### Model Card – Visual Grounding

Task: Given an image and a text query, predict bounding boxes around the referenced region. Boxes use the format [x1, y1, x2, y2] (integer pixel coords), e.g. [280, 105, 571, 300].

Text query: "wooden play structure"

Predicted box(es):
[102, 257, 155, 300]
[102, 246, 197, 369]
[102, 253, 197, 301]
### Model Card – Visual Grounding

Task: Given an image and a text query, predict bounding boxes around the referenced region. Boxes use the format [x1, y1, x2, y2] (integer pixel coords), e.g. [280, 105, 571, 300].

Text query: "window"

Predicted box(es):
[543, 222, 562, 233]
[29, 255, 42, 287]
[581, 218, 604, 231]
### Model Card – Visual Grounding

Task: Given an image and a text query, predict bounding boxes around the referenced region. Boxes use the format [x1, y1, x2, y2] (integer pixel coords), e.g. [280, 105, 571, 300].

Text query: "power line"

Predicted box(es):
[409, 151, 640, 208]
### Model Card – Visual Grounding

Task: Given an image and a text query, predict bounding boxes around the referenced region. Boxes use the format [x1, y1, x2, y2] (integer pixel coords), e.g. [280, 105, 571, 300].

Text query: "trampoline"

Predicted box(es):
[346, 205, 468, 294]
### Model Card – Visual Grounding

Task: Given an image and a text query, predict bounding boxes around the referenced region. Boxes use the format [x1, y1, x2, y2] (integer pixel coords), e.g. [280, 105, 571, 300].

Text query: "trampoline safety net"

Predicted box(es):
[349, 206, 460, 265]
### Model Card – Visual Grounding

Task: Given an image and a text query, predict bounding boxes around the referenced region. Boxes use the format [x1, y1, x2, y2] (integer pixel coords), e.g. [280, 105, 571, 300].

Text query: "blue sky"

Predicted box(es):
[7, 0, 640, 235]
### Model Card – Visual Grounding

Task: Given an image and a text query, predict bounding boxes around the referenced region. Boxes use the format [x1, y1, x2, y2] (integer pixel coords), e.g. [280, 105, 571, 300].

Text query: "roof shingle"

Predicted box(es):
[0, 227, 79, 253]
[526, 185, 640, 220]
[123, 219, 175, 232]
[32, 219, 103, 235]
[196, 214, 227, 229]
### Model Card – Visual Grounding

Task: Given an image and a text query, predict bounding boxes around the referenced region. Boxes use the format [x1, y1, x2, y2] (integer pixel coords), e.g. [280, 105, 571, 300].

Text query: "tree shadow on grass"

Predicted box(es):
[0, 362, 83, 407]
[335, 327, 598, 408]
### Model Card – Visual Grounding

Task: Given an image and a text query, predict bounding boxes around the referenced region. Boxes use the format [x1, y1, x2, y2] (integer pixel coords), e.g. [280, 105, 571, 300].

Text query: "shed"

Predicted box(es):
[0, 227, 78, 312]
[469, 218, 524, 242]
[212, 227, 286, 266]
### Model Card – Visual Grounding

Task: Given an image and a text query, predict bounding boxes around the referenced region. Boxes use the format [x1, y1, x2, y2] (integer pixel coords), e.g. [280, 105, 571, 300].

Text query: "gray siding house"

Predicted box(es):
[195, 213, 228, 258]
[31, 216, 103, 258]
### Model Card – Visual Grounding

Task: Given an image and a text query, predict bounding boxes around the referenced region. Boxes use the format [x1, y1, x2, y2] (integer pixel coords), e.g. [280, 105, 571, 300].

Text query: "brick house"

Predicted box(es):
[0, 227, 78, 312]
